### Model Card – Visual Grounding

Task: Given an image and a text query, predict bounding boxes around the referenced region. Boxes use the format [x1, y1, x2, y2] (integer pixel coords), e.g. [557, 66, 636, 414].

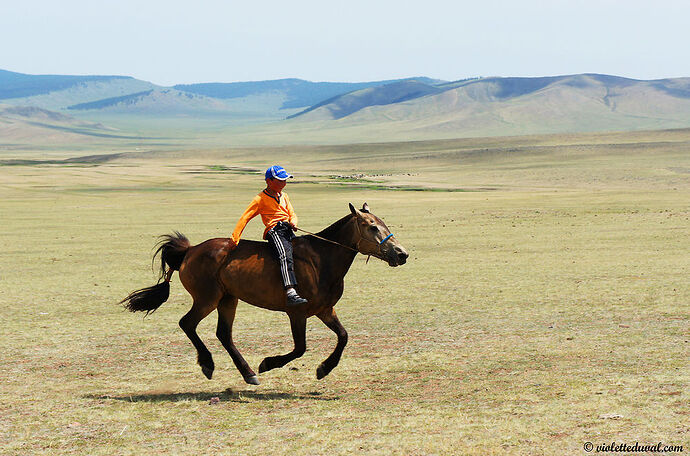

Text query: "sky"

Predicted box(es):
[2, 0, 689, 86]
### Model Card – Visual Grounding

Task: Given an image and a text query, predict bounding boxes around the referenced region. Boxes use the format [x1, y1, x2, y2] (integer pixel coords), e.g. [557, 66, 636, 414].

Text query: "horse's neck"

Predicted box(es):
[318, 214, 357, 247]
[312, 215, 359, 281]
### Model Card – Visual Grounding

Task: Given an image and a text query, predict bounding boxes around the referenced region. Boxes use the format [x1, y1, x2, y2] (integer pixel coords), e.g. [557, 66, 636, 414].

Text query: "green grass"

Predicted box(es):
[0, 130, 688, 455]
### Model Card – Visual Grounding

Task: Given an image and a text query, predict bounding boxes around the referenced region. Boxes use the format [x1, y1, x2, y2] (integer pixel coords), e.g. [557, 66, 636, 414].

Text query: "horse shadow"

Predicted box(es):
[85, 388, 339, 404]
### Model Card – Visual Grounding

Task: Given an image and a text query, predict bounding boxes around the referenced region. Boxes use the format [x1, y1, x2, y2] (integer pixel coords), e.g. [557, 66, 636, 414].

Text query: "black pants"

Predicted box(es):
[267, 221, 297, 289]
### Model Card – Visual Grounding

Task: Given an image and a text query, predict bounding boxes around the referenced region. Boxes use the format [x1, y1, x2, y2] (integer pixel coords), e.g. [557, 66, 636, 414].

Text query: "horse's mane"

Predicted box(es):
[314, 213, 354, 240]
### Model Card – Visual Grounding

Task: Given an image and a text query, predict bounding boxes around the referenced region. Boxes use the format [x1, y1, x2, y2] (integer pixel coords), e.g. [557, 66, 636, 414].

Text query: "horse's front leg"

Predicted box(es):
[216, 296, 259, 385]
[316, 307, 348, 379]
[258, 313, 306, 374]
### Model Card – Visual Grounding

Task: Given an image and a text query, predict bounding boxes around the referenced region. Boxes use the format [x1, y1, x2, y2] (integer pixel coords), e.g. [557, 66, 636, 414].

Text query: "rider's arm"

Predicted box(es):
[286, 194, 298, 228]
[231, 196, 261, 244]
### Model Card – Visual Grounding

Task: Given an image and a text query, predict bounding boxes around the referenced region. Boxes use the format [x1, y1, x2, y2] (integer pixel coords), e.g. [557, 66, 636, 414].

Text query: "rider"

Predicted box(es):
[229, 165, 308, 307]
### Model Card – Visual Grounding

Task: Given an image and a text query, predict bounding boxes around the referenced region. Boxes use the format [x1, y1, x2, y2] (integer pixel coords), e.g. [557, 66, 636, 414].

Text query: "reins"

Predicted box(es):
[294, 227, 359, 252]
[294, 221, 395, 263]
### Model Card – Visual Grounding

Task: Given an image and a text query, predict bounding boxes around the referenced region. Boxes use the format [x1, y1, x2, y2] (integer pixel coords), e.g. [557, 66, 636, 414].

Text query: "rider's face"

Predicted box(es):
[266, 178, 287, 193]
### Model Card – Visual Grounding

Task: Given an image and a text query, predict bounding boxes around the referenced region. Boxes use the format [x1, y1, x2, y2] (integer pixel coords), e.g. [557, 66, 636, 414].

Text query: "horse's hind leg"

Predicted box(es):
[258, 314, 306, 374]
[179, 299, 218, 379]
[216, 296, 259, 385]
[316, 308, 348, 380]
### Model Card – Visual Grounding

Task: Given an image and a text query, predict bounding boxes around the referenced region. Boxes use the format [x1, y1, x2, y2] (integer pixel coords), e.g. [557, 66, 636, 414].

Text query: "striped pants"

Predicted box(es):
[266, 221, 297, 289]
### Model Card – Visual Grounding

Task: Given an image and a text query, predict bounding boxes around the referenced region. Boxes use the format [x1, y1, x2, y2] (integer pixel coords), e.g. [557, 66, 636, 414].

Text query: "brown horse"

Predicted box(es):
[121, 203, 409, 385]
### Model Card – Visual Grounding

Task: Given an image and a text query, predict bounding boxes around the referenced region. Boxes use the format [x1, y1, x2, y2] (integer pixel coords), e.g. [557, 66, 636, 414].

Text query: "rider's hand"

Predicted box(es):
[289, 222, 298, 231]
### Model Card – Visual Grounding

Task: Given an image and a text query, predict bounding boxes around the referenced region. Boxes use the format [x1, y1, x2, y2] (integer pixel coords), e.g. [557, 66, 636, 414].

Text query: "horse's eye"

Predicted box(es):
[369, 225, 379, 232]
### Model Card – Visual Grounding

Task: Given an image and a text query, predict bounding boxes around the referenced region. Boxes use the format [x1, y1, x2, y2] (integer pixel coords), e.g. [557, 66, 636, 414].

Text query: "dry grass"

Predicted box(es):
[0, 131, 688, 455]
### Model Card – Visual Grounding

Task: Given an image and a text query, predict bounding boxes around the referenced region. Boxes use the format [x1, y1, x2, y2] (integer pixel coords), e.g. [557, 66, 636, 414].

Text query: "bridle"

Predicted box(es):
[294, 215, 395, 260]
[352, 218, 395, 260]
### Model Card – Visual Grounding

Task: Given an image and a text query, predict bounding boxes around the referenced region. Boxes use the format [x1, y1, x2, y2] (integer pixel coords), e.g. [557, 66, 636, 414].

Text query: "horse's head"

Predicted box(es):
[349, 203, 409, 267]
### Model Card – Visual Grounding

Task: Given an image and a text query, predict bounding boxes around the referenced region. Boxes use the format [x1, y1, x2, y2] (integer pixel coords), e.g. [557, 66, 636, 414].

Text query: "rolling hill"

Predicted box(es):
[285, 74, 690, 139]
[0, 69, 444, 118]
[0, 69, 139, 100]
[0, 103, 140, 146]
[288, 79, 446, 119]
[65, 88, 234, 114]
[0, 69, 156, 111]
[174, 77, 443, 110]
[3, 68, 690, 142]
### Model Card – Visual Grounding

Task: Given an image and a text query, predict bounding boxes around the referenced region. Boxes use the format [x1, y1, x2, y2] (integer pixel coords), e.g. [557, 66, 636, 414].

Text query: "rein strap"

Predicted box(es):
[294, 227, 359, 252]
[295, 225, 395, 257]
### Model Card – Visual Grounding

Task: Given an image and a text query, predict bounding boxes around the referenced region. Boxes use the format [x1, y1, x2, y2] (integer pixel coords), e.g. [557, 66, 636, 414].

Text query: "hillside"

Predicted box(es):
[0, 69, 137, 100]
[289, 79, 445, 120]
[174, 77, 443, 110]
[285, 74, 690, 139]
[65, 88, 233, 114]
[3, 69, 690, 142]
[0, 104, 137, 146]
[0, 69, 155, 112]
[0, 69, 444, 119]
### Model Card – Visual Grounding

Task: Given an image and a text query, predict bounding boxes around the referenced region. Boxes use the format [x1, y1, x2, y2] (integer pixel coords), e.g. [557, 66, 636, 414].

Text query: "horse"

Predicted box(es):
[120, 203, 409, 385]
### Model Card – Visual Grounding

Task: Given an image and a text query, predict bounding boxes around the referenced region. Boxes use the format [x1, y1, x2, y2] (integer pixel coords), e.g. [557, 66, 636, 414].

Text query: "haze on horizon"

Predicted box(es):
[2, 0, 689, 87]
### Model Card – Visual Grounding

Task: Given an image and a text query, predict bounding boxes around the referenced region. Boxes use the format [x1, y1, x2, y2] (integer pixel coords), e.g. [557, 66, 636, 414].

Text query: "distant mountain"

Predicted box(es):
[66, 88, 231, 114]
[174, 77, 444, 110]
[1, 105, 77, 123]
[0, 69, 444, 118]
[3, 69, 690, 140]
[287, 74, 690, 137]
[289, 79, 446, 120]
[0, 69, 156, 112]
[0, 69, 135, 99]
[0, 103, 130, 145]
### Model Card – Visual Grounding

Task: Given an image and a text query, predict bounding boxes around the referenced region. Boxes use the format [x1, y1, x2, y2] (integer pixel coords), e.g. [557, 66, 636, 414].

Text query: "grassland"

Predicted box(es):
[0, 129, 688, 455]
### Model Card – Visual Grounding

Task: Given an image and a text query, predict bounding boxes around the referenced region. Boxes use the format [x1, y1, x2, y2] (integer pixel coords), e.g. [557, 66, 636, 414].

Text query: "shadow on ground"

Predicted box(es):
[85, 388, 339, 403]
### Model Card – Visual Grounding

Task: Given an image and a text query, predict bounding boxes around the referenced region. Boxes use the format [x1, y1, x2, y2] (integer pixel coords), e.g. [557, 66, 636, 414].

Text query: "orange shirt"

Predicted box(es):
[231, 190, 298, 244]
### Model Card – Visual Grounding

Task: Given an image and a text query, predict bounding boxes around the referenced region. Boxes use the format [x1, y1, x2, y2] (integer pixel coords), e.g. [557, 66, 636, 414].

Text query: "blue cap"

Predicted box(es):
[265, 165, 293, 181]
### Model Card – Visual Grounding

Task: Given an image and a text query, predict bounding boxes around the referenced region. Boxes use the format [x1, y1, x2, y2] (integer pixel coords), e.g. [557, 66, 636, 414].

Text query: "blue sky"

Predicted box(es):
[2, 0, 689, 86]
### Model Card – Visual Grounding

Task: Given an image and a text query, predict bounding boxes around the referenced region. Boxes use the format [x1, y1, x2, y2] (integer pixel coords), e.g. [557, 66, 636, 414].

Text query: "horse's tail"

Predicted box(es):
[121, 231, 190, 315]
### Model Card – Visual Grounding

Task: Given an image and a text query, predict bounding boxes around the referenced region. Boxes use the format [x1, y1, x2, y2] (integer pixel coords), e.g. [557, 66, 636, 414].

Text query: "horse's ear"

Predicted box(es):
[349, 203, 363, 218]
[361, 202, 370, 213]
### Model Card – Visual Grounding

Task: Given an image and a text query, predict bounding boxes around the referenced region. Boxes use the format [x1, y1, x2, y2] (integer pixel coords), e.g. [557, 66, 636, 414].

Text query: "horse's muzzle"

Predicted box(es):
[387, 246, 409, 267]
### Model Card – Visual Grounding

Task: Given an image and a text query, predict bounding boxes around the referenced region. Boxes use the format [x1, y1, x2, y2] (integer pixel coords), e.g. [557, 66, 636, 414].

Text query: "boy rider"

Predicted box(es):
[230, 165, 308, 306]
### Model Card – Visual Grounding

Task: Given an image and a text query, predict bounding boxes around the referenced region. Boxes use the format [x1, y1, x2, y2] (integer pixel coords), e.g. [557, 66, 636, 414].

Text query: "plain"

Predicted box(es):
[0, 129, 688, 455]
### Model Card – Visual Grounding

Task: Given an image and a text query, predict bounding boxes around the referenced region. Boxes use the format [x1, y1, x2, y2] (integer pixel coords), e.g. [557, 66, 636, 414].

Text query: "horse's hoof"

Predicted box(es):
[201, 365, 214, 380]
[244, 375, 260, 385]
[316, 365, 327, 380]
